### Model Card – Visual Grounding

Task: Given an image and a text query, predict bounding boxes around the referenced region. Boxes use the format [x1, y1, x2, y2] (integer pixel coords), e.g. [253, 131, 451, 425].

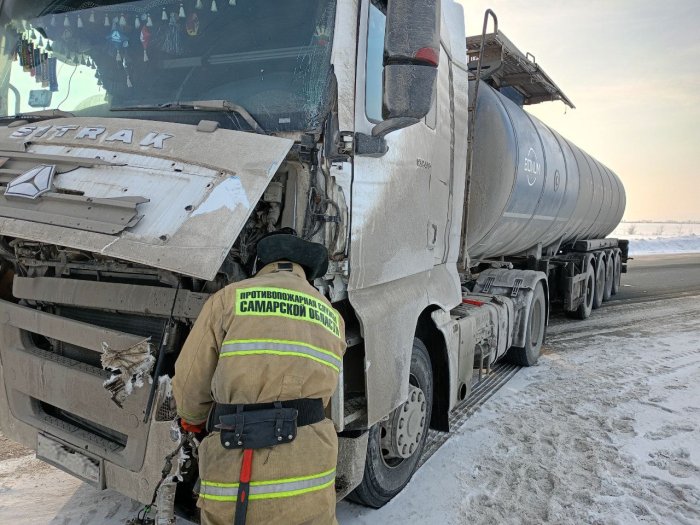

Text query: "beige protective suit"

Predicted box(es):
[173, 262, 346, 525]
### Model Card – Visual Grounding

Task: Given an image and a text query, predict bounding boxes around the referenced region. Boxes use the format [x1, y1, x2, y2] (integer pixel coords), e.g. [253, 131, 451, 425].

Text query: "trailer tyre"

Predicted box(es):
[568, 262, 594, 320]
[505, 281, 546, 366]
[611, 253, 622, 295]
[347, 338, 433, 508]
[592, 258, 605, 309]
[603, 255, 614, 302]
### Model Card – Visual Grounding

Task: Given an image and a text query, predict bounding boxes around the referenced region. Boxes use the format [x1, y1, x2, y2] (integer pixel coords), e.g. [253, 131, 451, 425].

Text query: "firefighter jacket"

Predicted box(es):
[173, 262, 346, 525]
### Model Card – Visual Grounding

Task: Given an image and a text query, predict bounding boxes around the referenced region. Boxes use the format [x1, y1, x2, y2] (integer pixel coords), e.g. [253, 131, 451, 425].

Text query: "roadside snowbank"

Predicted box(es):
[627, 234, 700, 256]
[611, 221, 700, 256]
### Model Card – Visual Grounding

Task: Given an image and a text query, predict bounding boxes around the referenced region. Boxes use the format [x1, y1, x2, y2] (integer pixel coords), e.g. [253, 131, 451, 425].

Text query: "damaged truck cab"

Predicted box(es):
[0, 0, 627, 513]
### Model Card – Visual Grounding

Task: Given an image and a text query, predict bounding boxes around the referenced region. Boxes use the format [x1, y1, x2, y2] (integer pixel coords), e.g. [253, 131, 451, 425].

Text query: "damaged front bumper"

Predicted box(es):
[0, 298, 177, 502]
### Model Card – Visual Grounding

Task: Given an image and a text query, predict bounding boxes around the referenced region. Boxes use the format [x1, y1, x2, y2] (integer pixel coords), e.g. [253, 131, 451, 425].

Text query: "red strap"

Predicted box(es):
[240, 449, 254, 483]
[234, 449, 254, 525]
[463, 298, 485, 306]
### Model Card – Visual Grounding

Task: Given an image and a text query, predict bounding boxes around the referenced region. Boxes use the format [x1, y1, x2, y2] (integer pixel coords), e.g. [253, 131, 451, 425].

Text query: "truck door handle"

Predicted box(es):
[427, 222, 438, 250]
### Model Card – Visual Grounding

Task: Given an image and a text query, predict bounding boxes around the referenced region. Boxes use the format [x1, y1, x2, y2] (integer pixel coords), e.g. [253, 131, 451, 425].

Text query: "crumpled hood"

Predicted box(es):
[0, 117, 293, 280]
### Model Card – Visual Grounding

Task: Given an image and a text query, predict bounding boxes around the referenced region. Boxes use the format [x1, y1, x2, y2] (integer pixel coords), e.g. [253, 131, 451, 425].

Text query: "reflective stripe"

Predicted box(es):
[235, 287, 341, 338]
[220, 339, 341, 372]
[199, 468, 336, 502]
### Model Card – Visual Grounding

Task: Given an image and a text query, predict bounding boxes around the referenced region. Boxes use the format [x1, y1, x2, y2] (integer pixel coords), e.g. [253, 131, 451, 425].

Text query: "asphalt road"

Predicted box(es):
[611, 253, 700, 303]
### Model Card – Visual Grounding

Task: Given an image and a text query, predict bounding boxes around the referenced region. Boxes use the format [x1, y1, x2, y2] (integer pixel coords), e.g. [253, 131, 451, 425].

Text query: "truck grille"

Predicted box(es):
[39, 401, 128, 450]
[0, 296, 169, 471]
[57, 306, 167, 348]
[40, 306, 167, 369]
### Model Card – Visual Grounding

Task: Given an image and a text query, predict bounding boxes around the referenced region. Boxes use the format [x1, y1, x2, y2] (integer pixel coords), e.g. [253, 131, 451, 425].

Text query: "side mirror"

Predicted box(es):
[374, 0, 441, 138]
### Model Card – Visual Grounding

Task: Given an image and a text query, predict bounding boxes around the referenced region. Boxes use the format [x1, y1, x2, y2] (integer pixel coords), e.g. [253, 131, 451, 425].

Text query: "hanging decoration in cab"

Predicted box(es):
[161, 12, 184, 56]
[16, 38, 56, 92]
[186, 13, 200, 36]
[107, 21, 129, 63]
[10, 0, 243, 92]
[141, 25, 152, 62]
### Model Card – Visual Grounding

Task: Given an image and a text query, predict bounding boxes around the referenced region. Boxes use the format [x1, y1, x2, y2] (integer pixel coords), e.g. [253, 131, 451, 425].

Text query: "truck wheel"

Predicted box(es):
[567, 262, 594, 320]
[348, 338, 433, 508]
[603, 255, 614, 302]
[611, 253, 622, 295]
[505, 281, 546, 366]
[592, 259, 605, 309]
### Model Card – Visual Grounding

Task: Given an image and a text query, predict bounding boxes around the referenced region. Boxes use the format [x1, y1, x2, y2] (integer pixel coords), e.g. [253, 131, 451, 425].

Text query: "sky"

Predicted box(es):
[458, 0, 700, 221]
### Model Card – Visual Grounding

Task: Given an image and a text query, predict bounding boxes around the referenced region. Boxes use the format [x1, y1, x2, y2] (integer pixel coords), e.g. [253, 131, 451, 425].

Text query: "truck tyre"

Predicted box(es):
[567, 262, 594, 320]
[611, 253, 622, 295]
[592, 258, 605, 309]
[505, 281, 546, 366]
[347, 338, 433, 508]
[603, 255, 614, 302]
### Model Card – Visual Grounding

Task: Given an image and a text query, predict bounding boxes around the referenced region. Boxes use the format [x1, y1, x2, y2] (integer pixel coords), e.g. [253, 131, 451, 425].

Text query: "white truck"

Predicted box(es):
[0, 0, 627, 515]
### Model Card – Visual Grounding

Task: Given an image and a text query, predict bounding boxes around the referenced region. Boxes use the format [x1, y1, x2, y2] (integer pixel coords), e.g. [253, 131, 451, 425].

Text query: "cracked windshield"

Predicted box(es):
[0, 0, 337, 131]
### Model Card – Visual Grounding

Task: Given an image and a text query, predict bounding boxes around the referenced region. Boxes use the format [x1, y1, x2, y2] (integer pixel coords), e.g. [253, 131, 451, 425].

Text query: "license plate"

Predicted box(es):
[36, 433, 104, 488]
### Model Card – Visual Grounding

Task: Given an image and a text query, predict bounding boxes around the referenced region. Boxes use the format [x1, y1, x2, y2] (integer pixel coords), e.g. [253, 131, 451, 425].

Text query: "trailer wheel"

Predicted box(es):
[568, 262, 594, 320]
[592, 258, 605, 309]
[611, 253, 622, 295]
[505, 281, 546, 366]
[603, 255, 614, 302]
[348, 338, 433, 508]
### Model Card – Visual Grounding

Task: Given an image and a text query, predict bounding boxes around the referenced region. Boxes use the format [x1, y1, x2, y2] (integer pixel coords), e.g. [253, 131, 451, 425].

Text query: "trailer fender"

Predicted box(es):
[473, 268, 549, 349]
[592, 248, 606, 277]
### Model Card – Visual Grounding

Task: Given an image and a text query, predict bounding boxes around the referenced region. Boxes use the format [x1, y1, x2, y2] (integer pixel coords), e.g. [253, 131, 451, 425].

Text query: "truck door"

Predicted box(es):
[426, 46, 453, 265]
[349, 0, 448, 289]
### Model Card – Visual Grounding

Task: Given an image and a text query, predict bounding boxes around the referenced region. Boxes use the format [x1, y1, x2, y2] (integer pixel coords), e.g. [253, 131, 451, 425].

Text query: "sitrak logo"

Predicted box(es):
[5, 164, 56, 199]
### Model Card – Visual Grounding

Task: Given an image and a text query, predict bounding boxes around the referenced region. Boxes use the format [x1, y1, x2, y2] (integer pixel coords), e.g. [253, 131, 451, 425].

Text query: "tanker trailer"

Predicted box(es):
[464, 30, 628, 330]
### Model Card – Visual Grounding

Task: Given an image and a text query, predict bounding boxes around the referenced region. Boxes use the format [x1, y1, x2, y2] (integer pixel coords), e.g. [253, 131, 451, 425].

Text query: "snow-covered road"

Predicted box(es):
[1, 295, 699, 524]
[339, 295, 700, 524]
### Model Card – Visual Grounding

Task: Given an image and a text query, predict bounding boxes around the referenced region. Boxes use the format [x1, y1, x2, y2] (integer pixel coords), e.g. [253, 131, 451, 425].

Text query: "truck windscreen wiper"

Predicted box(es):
[110, 99, 266, 134]
[0, 109, 75, 123]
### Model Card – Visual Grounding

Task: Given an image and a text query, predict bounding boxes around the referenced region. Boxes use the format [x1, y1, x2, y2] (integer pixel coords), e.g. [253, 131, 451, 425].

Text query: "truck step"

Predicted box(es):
[419, 362, 520, 468]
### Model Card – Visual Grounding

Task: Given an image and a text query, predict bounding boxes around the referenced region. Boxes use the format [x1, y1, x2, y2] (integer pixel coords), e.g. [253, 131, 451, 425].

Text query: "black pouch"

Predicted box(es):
[216, 404, 298, 450]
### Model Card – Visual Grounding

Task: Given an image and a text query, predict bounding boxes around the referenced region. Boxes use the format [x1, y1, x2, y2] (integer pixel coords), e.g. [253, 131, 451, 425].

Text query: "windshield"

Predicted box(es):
[0, 0, 337, 132]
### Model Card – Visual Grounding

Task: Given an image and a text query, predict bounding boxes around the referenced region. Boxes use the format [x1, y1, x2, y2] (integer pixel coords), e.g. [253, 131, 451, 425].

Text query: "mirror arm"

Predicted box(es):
[355, 131, 388, 158]
[355, 117, 421, 158]
[355, 117, 422, 157]
[372, 117, 420, 138]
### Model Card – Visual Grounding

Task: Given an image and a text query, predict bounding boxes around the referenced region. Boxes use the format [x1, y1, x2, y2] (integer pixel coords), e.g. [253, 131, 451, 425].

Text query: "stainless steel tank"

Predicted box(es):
[466, 82, 626, 261]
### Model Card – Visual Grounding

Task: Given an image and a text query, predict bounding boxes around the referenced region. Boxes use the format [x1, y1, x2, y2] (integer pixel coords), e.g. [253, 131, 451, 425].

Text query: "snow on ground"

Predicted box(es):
[612, 221, 700, 256]
[1, 296, 699, 524]
[626, 235, 700, 256]
[338, 295, 700, 524]
[0, 433, 150, 525]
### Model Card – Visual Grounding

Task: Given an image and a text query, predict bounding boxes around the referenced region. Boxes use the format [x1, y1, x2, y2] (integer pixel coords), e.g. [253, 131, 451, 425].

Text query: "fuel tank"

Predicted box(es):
[466, 82, 626, 261]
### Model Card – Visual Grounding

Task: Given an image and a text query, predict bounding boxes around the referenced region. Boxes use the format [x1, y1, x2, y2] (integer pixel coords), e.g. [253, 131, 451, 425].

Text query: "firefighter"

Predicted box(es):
[173, 230, 345, 525]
